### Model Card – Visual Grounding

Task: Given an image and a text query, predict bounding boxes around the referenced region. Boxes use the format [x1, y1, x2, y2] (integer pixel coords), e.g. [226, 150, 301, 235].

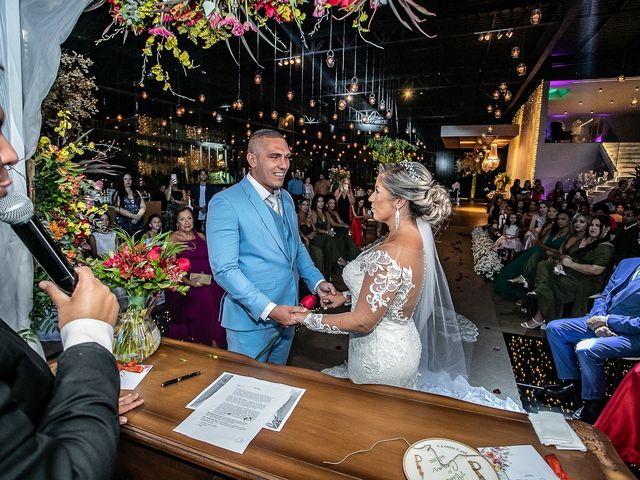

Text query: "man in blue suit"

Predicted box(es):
[545, 257, 640, 423]
[207, 129, 336, 365]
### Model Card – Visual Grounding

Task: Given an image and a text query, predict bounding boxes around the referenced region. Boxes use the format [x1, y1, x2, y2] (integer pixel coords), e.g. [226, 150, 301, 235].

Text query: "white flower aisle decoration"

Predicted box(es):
[471, 227, 503, 280]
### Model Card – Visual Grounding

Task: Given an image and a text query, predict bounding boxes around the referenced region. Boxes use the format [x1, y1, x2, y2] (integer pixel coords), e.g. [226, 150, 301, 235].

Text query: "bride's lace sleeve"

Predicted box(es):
[301, 245, 417, 334]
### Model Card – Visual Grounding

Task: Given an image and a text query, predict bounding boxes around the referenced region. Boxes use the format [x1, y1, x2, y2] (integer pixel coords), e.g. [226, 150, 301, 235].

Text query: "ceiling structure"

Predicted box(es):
[547, 76, 640, 116]
[64, 0, 640, 149]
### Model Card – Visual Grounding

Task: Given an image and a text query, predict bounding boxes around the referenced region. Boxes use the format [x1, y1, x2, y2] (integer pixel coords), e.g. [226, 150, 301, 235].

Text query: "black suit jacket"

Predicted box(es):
[189, 183, 221, 215]
[0, 319, 120, 479]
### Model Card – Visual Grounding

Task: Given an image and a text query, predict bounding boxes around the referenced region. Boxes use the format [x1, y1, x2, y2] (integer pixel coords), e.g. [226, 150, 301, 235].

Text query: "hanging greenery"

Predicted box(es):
[456, 150, 484, 177]
[101, 0, 436, 93]
[367, 136, 416, 164]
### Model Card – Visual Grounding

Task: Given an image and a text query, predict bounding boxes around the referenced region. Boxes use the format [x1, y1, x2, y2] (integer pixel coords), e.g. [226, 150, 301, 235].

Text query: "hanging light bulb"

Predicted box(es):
[116, 114, 123, 121]
[211, 110, 217, 118]
[258, 110, 264, 119]
[631, 97, 638, 108]
[349, 122, 354, 129]
[176, 106, 183, 116]
[332, 113, 338, 121]
[216, 113, 223, 123]
[361, 113, 369, 124]
[618, 75, 626, 83]
[286, 89, 294, 101]
[326, 50, 335, 68]
[506, 30, 513, 38]
[499, 82, 507, 92]
[379, 99, 386, 111]
[141, 91, 148, 100]
[246, 130, 252, 137]
[338, 99, 347, 111]
[271, 110, 279, 120]
[349, 77, 359, 93]
[484, 32, 492, 41]
[494, 109, 502, 119]
[385, 110, 392, 119]
[383, 126, 389, 134]
[236, 98, 243, 110]
[198, 94, 206, 102]
[254, 71, 263, 85]
[317, 131, 323, 139]
[368, 93, 376, 106]
[516, 63, 527, 76]
[530, 8, 542, 25]
[487, 105, 494, 113]
[309, 98, 316, 108]
[504, 90, 512, 101]
[374, 132, 381, 139]
[298, 117, 305, 126]
[492, 90, 500, 99]
[511, 47, 520, 59]
[231, 100, 238, 110]
[161, 119, 168, 127]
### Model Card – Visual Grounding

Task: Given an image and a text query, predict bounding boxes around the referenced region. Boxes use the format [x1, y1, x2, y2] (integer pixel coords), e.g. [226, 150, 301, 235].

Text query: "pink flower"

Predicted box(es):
[209, 12, 222, 28]
[148, 26, 174, 38]
[177, 257, 190, 272]
[94, 180, 104, 192]
[300, 294, 317, 310]
[147, 246, 161, 261]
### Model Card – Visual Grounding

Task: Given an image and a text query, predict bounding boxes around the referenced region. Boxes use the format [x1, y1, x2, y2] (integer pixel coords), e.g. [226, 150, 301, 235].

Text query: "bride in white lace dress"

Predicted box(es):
[292, 162, 521, 412]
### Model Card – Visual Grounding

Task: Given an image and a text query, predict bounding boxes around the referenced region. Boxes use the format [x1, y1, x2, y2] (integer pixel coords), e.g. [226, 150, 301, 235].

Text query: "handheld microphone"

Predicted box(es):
[0, 192, 77, 294]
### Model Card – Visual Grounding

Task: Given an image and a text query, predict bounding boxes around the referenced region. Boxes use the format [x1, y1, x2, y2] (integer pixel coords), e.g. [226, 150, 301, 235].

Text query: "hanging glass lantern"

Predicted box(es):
[198, 94, 206, 102]
[332, 113, 338, 121]
[309, 98, 316, 108]
[349, 122, 354, 129]
[211, 110, 217, 118]
[298, 117, 305, 126]
[286, 89, 294, 101]
[161, 119, 168, 127]
[246, 130, 252, 137]
[530, 8, 542, 25]
[499, 82, 507, 92]
[379, 99, 386, 111]
[254, 71, 263, 85]
[271, 110, 279, 120]
[511, 47, 520, 59]
[494, 109, 502, 119]
[385, 110, 392, 119]
[618, 75, 625, 83]
[368, 93, 376, 106]
[492, 90, 500, 99]
[349, 77, 359, 93]
[516, 63, 527, 76]
[176, 106, 184, 116]
[487, 105, 494, 113]
[317, 131, 323, 139]
[326, 50, 335, 68]
[258, 110, 264, 119]
[504, 90, 512, 101]
[141, 91, 149, 100]
[383, 126, 389, 134]
[338, 99, 347, 111]
[341, 135, 346, 142]
[374, 132, 381, 140]
[361, 113, 369, 124]
[236, 98, 243, 110]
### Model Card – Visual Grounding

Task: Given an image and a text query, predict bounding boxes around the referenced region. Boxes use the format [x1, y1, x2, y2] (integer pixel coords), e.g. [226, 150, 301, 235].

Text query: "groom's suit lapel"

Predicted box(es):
[241, 177, 291, 261]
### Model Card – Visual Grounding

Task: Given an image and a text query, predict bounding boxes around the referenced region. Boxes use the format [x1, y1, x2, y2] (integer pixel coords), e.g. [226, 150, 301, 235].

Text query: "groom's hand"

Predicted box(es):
[270, 305, 308, 327]
[316, 281, 337, 298]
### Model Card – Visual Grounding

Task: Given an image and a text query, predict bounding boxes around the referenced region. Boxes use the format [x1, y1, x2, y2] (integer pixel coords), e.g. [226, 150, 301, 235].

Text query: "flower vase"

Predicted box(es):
[113, 295, 161, 364]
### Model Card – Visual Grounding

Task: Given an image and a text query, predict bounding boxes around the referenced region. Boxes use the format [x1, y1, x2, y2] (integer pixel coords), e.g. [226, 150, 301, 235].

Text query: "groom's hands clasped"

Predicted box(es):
[270, 305, 308, 327]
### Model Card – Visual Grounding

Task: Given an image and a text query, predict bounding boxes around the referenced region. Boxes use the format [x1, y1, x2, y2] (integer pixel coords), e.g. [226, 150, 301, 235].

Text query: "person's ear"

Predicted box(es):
[395, 198, 407, 210]
[247, 152, 257, 169]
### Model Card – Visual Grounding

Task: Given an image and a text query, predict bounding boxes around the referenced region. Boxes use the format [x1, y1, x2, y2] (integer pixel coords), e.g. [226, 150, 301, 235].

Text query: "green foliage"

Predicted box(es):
[367, 136, 417, 164]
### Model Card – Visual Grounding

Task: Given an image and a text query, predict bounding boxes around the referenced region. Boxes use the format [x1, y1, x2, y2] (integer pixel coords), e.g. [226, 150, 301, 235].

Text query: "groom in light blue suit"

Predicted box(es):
[207, 129, 336, 364]
[545, 257, 640, 422]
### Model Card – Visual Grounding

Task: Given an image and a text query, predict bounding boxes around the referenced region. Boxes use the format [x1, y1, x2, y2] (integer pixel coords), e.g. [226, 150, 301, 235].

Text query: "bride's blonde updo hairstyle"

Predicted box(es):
[379, 161, 451, 230]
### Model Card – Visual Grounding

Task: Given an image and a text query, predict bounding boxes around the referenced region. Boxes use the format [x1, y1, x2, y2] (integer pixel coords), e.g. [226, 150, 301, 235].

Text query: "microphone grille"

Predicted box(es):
[0, 192, 34, 225]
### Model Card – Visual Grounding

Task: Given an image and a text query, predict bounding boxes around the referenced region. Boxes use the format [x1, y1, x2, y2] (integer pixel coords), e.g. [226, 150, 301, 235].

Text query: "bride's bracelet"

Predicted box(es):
[342, 291, 352, 306]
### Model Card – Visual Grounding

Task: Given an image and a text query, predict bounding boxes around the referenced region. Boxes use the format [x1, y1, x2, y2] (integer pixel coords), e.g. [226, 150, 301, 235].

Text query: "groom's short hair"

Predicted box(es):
[248, 129, 284, 154]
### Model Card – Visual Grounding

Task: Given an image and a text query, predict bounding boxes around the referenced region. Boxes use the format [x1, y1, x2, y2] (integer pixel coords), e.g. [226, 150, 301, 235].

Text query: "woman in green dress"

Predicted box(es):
[495, 206, 566, 301]
[297, 198, 324, 277]
[325, 195, 361, 263]
[309, 194, 342, 278]
[523, 215, 614, 329]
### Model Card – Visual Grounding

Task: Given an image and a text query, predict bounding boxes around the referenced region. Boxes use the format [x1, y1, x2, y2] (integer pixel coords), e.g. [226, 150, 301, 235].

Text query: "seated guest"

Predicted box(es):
[520, 179, 532, 201]
[487, 195, 504, 228]
[544, 257, 640, 423]
[509, 178, 521, 200]
[595, 363, 640, 464]
[612, 206, 640, 263]
[531, 179, 544, 201]
[165, 207, 227, 348]
[592, 202, 617, 233]
[309, 194, 342, 278]
[142, 213, 163, 243]
[497, 210, 569, 301]
[493, 212, 522, 258]
[297, 199, 324, 275]
[566, 179, 587, 206]
[326, 195, 360, 262]
[520, 200, 538, 238]
[523, 201, 547, 249]
[611, 202, 625, 224]
[88, 211, 117, 258]
[547, 181, 565, 203]
[523, 215, 614, 328]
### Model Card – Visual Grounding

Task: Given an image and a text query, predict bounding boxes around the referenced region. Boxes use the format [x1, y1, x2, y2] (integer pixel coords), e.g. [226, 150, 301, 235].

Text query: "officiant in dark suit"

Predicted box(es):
[189, 168, 220, 232]
[0, 104, 129, 479]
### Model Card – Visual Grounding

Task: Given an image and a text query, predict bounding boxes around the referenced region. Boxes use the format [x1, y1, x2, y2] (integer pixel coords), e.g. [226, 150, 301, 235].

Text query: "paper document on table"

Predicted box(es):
[478, 445, 558, 480]
[186, 372, 306, 431]
[120, 365, 153, 390]
[174, 374, 291, 453]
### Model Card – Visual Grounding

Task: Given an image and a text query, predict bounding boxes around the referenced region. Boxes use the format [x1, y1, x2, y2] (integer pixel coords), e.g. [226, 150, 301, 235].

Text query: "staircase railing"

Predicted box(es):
[601, 142, 620, 176]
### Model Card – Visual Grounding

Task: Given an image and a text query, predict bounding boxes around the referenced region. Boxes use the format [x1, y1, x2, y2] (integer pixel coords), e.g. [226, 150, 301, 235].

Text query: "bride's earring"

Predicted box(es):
[395, 207, 400, 230]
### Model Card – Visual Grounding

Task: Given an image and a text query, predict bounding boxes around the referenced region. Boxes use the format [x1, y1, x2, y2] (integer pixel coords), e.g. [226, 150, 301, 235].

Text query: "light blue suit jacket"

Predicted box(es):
[206, 176, 324, 332]
[590, 257, 640, 335]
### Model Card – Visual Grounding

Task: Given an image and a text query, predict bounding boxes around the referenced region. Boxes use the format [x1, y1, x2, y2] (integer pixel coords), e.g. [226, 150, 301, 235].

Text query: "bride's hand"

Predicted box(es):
[292, 311, 309, 324]
[320, 293, 347, 309]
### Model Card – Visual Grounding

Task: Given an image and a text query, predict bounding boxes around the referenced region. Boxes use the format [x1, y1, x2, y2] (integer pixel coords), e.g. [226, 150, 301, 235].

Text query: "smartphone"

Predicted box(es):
[171, 173, 177, 184]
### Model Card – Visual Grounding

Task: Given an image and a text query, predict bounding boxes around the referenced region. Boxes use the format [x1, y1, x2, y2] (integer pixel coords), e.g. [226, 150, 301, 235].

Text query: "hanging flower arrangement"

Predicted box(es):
[101, 0, 435, 93]
[367, 136, 416, 164]
[456, 150, 484, 177]
[329, 166, 350, 189]
[493, 172, 511, 193]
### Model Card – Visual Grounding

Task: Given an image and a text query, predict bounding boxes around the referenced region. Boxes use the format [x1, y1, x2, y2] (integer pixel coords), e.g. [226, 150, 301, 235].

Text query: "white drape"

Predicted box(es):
[0, 0, 90, 354]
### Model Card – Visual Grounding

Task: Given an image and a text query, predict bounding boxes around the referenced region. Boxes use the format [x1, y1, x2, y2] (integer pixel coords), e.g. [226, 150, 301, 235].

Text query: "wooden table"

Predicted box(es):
[116, 339, 633, 480]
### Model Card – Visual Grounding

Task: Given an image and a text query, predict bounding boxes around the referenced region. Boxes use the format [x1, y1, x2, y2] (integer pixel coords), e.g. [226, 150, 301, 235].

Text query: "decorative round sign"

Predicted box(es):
[402, 438, 498, 480]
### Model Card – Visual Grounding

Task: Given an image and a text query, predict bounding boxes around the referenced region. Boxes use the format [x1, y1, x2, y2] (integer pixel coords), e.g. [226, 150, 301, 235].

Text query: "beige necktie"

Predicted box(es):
[266, 193, 281, 216]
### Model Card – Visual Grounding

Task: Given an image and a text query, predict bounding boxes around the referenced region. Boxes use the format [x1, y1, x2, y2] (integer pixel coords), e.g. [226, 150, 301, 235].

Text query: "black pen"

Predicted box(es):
[161, 371, 201, 387]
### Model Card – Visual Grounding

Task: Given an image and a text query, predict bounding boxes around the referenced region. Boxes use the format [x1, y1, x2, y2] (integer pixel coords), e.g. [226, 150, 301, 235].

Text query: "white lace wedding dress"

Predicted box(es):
[303, 233, 521, 412]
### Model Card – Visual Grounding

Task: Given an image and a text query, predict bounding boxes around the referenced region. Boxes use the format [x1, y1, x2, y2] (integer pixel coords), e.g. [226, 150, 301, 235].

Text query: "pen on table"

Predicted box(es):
[161, 371, 201, 387]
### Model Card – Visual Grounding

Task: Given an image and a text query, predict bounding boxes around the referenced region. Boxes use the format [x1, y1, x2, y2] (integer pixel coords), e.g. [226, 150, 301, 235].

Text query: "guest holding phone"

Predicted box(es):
[165, 207, 226, 348]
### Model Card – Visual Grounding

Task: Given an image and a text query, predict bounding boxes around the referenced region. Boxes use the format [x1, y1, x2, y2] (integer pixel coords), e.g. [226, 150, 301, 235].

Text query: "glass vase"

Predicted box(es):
[113, 294, 161, 364]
